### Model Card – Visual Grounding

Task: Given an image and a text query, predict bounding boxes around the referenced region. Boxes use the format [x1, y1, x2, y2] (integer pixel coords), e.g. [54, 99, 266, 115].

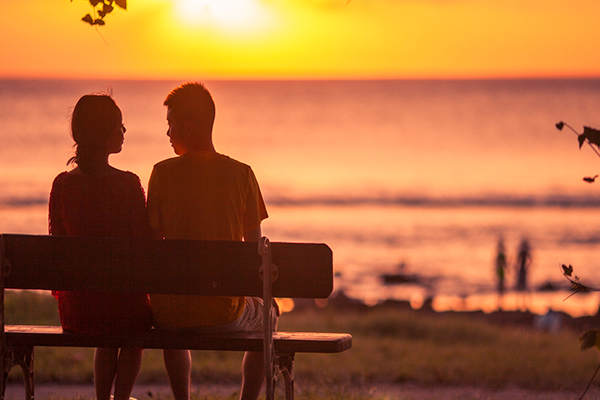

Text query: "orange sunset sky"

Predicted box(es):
[2, 0, 600, 80]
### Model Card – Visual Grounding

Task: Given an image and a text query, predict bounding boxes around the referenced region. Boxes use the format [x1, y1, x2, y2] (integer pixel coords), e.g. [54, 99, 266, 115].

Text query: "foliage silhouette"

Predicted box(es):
[556, 121, 600, 162]
[72, 0, 126, 26]
[561, 265, 600, 399]
[557, 121, 600, 398]
[580, 127, 600, 149]
[561, 264, 597, 300]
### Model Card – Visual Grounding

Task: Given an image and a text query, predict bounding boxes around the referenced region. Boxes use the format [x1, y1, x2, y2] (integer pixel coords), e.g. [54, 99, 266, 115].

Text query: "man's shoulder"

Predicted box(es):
[152, 156, 182, 170]
[216, 154, 252, 170]
[151, 153, 254, 175]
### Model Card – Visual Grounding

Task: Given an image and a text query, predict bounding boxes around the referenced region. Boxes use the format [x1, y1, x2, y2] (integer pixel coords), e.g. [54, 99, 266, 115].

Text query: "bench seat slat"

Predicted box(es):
[5, 325, 352, 354]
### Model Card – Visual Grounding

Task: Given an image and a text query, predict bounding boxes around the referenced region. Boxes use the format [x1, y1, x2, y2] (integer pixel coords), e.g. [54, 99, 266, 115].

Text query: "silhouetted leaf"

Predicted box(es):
[579, 127, 600, 149]
[571, 280, 588, 292]
[556, 121, 565, 130]
[561, 263, 600, 301]
[102, 2, 114, 14]
[583, 175, 598, 183]
[81, 14, 95, 25]
[74, 0, 126, 26]
[562, 264, 574, 277]
[581, 329, 600, 351]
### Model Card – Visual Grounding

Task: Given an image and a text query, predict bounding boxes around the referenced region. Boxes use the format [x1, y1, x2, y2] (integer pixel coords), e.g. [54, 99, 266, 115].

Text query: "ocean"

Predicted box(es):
[2, 78, 600, 317]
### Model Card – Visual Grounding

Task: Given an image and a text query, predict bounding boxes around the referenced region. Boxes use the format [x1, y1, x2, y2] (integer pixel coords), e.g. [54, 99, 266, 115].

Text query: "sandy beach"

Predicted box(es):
[5, 382, 594, 400]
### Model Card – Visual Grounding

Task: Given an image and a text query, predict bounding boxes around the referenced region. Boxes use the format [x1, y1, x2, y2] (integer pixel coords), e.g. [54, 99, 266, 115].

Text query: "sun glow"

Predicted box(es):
[172, 0, 269, 31]
[3, 0, 600, 79]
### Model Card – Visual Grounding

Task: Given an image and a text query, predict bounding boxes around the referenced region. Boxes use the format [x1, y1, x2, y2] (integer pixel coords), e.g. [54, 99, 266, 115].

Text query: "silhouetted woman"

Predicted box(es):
[49, 94, 153, 400]
[495, 236, 507, 309]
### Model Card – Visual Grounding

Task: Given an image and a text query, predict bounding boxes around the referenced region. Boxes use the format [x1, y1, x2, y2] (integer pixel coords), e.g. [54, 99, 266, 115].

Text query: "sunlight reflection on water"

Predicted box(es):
[4, 79, 600, 317]
[3, 203, 600, 317]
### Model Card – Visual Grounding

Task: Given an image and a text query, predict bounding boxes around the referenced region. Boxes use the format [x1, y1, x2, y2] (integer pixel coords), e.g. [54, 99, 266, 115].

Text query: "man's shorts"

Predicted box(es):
[183, 297, 278, 333]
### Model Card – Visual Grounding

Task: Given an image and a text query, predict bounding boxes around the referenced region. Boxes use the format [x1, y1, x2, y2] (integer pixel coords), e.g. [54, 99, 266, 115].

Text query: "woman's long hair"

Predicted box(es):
[67, 94, 121, 174]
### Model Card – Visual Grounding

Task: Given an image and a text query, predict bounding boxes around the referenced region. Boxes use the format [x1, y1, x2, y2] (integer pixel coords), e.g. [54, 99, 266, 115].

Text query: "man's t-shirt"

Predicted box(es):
[147, 151, 268, 328]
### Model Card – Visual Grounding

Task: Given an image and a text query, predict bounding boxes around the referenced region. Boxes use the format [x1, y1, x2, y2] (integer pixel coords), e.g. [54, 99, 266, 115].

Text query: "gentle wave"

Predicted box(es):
[0, 197, 48, 207]
[4, 193, 600, 209]
[265, 194, 600, 208]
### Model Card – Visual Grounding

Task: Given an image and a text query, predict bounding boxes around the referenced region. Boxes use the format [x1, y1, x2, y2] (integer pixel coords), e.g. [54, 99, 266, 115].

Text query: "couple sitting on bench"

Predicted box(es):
[49, 82, 274, 400]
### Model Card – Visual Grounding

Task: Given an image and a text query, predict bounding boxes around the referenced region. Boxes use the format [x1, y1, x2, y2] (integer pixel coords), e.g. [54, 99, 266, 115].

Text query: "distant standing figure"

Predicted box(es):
[515, 238, 531, 292]
[495, 237, 507, 307]
[515, 238, 532, 311]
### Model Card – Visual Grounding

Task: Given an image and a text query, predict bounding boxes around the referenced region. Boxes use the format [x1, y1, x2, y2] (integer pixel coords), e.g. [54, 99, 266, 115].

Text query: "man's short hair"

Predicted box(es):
[164, 82, 216, 127]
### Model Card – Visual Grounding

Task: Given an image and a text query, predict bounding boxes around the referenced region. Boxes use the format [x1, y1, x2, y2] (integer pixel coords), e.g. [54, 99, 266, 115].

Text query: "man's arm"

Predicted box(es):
[243, 226, 262, 242]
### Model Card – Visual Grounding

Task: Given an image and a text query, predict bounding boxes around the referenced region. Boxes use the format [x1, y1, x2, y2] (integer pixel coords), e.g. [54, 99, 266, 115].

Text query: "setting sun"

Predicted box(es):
[172, 0, 271, 31]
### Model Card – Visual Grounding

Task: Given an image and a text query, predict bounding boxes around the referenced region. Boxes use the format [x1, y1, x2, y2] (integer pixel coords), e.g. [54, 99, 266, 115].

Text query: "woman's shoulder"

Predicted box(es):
[53, 170, 70, 179]
[110, 169, 144, 188]
[52, 168, 142, 189]
[114, 168, 141, 179]
[51, 171, 71, 187]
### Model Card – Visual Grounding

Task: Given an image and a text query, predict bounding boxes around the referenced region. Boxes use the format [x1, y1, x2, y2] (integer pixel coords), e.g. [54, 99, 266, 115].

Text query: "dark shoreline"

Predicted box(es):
[293, 291, 600, 334]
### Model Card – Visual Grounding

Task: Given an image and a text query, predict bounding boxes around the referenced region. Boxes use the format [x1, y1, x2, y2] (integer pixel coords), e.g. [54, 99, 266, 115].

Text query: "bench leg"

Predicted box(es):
[264, 352, 295, 400]
[276, 353, 295, 400]
[281, 353, 295, 400]
[265, 359, 277, 400]
[1, 346, 34, 400]
[0, 356, 5, 400]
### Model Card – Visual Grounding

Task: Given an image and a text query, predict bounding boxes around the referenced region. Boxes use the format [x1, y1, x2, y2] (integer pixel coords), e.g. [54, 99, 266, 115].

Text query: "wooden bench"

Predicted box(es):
[0, 234, 352, 400]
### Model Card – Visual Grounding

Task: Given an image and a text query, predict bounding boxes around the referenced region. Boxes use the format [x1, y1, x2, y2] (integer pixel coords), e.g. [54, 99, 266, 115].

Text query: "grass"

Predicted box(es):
[283, 307, 599, 391]
[4, 291, 600, 398]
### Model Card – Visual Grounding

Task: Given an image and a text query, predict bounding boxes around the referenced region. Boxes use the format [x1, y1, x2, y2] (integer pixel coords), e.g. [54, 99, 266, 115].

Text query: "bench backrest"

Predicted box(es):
[0, 234, 333, 299]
